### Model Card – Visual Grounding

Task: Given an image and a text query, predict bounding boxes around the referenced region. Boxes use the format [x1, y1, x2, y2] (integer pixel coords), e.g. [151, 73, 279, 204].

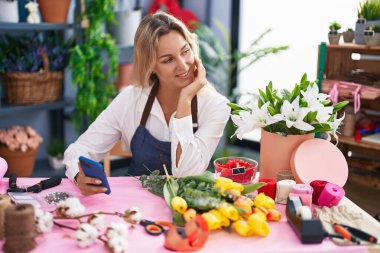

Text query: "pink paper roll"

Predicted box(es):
[290, 184, 313, 208]
[318, 183, 345, 207]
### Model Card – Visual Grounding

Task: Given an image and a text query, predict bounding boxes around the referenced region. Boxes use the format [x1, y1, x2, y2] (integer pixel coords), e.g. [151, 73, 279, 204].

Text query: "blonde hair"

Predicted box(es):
[133, 12, 199, 87]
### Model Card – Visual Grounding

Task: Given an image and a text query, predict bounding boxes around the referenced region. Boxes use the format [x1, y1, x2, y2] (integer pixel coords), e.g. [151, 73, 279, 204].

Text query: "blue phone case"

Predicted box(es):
[79, 156, 111, 195]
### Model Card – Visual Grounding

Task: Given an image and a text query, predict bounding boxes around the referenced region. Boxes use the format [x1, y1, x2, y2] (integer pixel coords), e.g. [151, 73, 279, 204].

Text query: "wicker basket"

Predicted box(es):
[2, 48, 63, 105]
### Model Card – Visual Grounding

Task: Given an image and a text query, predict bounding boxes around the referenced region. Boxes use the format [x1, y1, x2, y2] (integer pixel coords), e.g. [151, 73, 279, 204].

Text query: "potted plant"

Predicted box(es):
[0, 126, 43, 177]
[227, 73, 348, 179]
[47, 138, 65, 170]
[355, 0, 380, 44]
[343, 28, 355, 43]
[0, 34, 72, 105]
[70, 0, 118, 131]
[364, 24, 380, 45]
[328, 21, 342, 45]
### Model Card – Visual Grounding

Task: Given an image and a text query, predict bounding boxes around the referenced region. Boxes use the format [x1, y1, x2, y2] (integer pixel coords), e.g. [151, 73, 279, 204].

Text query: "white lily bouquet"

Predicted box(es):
[228, 74, 348, 139]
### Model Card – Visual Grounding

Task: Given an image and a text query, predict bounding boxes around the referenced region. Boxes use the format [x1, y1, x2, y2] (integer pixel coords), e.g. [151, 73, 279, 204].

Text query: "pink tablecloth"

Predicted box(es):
[0, 177, 378, 253]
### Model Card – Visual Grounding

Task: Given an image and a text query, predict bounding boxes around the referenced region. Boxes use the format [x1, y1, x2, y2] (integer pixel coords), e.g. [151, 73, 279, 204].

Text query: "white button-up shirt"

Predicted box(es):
[64, 84, 230, 181]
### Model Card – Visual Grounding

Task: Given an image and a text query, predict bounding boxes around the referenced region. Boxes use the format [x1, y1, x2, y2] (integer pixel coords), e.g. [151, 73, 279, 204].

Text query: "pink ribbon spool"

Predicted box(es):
[318, 183, 345, 207]
[290, 184, 313, 208]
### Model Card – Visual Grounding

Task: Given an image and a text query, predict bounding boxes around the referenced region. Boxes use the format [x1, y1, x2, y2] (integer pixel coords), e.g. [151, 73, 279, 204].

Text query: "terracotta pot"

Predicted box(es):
[38, 0, 71, 23]
[0, 147, 38, 177]
[259, 129, 314, 180]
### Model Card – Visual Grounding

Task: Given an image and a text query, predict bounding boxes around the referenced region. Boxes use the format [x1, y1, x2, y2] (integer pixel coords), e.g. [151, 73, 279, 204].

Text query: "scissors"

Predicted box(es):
[140, 219, 186, 237]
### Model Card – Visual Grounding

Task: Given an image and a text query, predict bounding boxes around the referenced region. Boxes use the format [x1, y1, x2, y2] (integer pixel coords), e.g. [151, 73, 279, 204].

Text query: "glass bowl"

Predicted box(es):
[214, 157, 258, 184]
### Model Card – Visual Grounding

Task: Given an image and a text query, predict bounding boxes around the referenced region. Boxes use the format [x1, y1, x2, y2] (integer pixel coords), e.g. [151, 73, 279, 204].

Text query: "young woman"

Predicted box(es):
[63, 12, 230, 195]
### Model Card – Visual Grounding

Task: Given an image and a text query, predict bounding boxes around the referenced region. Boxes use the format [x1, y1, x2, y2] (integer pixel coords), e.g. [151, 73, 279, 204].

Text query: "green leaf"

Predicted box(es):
[259, 88, 268, 102]
[266, 84, 273, 103]
[172, 211, 185, 226]
[163, 178, 179, 208]
[290, 84, 300, 102]
[227, 102, 250, 111]
[305, 111, 318, 123]
[333, 101, 349, 113]
[242, 182, 266, 195]
[267, 105, 277, 115]
[281, 89, 292, 101]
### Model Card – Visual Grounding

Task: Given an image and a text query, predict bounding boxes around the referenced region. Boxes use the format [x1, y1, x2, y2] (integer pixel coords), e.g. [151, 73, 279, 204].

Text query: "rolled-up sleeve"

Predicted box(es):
[63, 88, 133, 182]
[171, 94, 230, 177]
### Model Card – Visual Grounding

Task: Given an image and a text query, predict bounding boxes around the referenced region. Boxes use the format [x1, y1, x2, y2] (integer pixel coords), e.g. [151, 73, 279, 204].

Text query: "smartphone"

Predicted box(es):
[79, 156, 111, 195]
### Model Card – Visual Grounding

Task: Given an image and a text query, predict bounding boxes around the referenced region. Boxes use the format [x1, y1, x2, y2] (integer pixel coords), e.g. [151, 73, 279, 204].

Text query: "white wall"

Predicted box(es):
[238, 0, 359, 141]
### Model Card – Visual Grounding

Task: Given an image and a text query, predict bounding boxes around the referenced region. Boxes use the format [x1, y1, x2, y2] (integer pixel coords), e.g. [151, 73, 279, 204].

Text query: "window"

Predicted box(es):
[238, 0, 358, 142]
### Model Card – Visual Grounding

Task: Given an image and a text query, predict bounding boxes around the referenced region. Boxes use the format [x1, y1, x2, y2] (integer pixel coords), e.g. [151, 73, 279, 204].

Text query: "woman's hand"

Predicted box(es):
[75, 163, 108, 196]
[179, 57, 207, 102]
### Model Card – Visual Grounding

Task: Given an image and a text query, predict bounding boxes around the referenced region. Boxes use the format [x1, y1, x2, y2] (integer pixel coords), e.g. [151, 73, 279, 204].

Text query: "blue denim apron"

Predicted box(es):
[128, 83, 198, 176]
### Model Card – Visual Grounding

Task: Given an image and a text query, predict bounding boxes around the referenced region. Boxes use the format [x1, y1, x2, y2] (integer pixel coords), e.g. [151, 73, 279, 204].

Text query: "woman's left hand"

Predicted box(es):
[179, 57, 207, 102]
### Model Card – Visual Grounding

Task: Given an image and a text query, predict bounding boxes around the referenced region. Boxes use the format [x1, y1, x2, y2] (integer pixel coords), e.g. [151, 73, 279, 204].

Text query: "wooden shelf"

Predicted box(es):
[348, 157, 380, 173]
[0, 22, 74, 31]
[327, 43, 380, 50]
[322, 79, 380, 100]
[338, 135, 380, 151]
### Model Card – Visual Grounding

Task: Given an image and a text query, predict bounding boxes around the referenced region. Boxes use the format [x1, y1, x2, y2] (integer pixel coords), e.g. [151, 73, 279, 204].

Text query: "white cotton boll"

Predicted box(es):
[107, 236, 127, 253]
[76, 223, 99, 248]
[88, 213, 105, 231]
[128, 206, 142, 224]
[106, 222, 128, 239]
[33, 205, 44, 219]
[37, 212, 53, 233]
[57, 197, 85, 217]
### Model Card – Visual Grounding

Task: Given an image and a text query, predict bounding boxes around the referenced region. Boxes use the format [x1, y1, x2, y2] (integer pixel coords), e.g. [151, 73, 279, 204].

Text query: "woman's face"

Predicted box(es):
[153, 30, 195, 91]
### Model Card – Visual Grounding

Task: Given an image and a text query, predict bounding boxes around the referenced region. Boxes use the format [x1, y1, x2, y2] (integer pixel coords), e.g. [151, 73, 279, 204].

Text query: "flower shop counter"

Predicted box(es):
[0, 177, 379, 253]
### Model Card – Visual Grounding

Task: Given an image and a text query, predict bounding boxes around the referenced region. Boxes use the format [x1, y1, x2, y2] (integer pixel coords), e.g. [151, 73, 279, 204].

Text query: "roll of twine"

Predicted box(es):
[275, 179, 296, 204]
[310, 180, 328, 205]
[258, 179, 277, 199]
[3, 204, 37, 253]
[0, 194, 12, 240]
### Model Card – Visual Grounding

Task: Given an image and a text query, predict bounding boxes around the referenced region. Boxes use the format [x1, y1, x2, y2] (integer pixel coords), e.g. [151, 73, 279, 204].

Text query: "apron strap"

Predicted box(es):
[140, 83, 198, 133]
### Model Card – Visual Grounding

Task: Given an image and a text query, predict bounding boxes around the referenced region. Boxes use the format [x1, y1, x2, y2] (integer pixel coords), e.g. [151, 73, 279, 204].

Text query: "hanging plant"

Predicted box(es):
[70, 0, 118, 130]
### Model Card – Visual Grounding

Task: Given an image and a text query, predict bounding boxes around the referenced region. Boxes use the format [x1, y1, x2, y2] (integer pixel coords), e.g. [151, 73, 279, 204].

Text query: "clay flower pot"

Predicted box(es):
[38, 0, 71, 23]
[0, 147, 38, 177]
[259, 129, 314, 180]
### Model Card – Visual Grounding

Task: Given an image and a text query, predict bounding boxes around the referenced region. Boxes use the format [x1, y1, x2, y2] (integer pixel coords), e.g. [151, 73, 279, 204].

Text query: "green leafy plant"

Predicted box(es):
[70, 0, 118, 130]
[367, 24, 380, 32]
[194, 20, 289, 98]
[347, 28, 354, 32]
[228, 73, 349, 137]
[358, 0, 380, 20]
[329, 21, 342, 32]
[47, 138, 65, 158]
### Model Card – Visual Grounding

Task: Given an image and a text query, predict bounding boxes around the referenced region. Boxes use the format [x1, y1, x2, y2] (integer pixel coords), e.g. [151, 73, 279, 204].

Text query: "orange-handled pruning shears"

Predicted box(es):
[333, 224, 360, 245]
[139, 219, 174, 236]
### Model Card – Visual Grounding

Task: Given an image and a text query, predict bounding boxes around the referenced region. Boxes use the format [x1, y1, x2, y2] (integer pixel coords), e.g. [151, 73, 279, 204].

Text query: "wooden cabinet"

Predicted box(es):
[317, 43, 380, 188]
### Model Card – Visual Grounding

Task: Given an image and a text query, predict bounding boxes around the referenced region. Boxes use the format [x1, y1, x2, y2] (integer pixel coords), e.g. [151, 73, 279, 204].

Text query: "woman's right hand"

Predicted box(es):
[75, 163, 108, 196]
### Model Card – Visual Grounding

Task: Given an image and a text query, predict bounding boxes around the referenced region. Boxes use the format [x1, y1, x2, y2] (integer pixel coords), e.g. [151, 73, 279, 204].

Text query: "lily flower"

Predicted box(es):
[315, 106, 334, 124]
[301, 84, 329, 110]
[273, 97, 314, 131]
[231, 102, 280, 139]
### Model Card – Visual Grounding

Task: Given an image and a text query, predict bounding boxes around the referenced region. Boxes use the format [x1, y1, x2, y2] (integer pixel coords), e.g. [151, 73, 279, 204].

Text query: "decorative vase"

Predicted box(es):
[0, 0, 19, 23]
[343, 30, 355, 43]
[0, 147, 38, 177]
[259, 129, 314, 180]
[38, 0, 71, 23]
[47, 155, 64, 170]
[110, 8, 142, 46]
[328, 33, 341, 45]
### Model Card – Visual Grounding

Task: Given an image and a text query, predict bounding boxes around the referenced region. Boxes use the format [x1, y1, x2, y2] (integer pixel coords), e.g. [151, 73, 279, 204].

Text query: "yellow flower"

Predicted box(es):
[234, 196, 253, 217]
[254, 193, 275, 209]
[209, 209, 230, 227]
[171, 196, 188, 214]
[183, 208, 197, 222]
[214, 177, 244, 195]
[202, 212, 221, 230]
[248, 213, 270, 236]
[218, 202, 239, 221]
[233, 220, 255, 236]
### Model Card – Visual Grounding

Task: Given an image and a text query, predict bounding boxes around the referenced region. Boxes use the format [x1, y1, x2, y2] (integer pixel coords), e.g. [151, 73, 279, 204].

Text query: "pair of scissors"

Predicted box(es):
[140, 219, 187, 238]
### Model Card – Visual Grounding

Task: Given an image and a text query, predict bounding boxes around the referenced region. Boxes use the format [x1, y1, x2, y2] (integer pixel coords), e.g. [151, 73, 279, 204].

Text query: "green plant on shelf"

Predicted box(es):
[329, 21, 342, 33]
[47, 138, 65, 158]
[358, 0, 380, 21]
[70, 0, 118, 131]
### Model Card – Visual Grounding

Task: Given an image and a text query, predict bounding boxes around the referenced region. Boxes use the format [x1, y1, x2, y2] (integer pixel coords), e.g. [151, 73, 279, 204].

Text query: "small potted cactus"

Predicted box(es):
[343, 28, 355, 43]
[364, 24, 380, 46]
[328, 21, 342, 45]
